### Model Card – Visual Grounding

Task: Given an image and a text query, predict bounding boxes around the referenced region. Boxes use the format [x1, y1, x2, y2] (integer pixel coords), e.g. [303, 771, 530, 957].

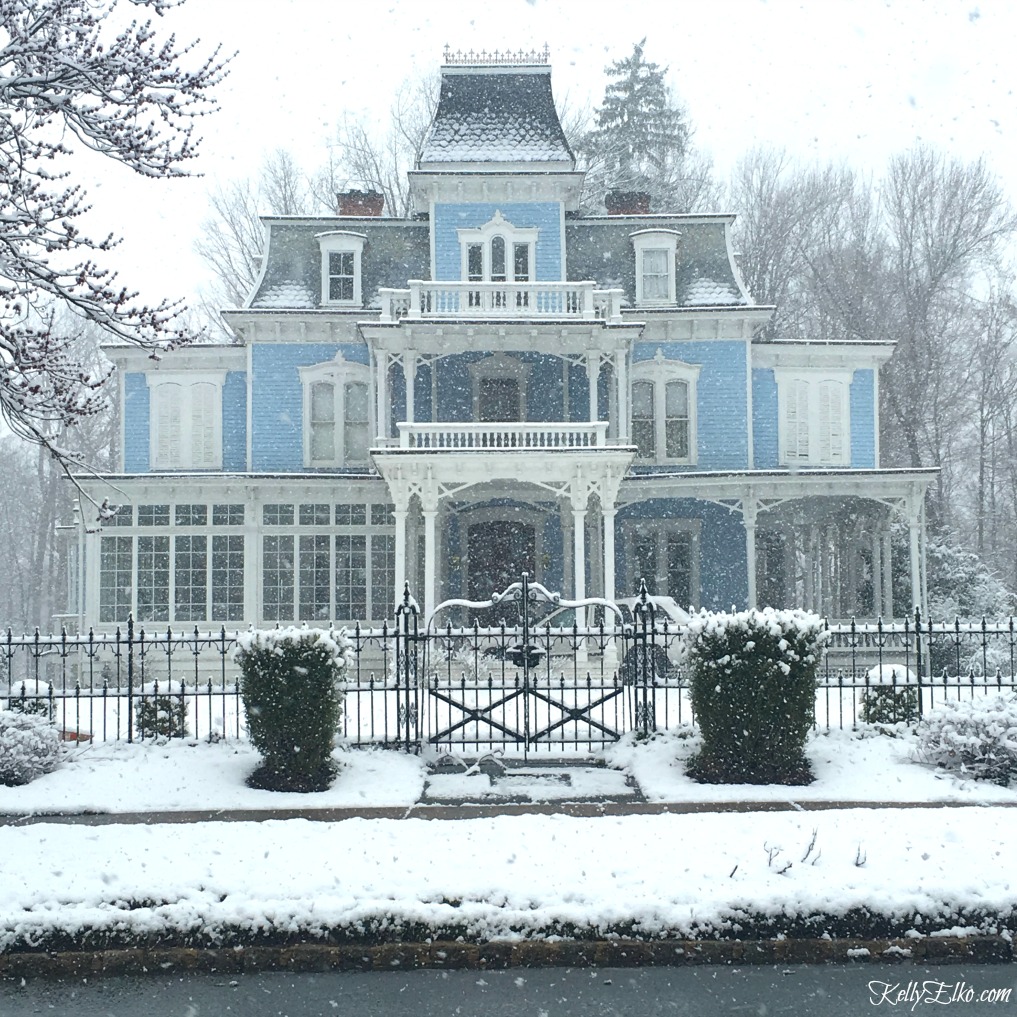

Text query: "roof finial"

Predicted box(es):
[442, 44, 550, 66]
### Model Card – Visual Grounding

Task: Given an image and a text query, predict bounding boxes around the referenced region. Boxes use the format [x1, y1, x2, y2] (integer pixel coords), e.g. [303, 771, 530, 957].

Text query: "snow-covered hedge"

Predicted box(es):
[0, 711, 62, 786]
[234, 627, 351, 792]
[682, 608, 826, 784]
[916, 694, 1017, 786]
[134, 679, 188, 740]
[5, 677, 52, 718]
[860, 664, 919, 727]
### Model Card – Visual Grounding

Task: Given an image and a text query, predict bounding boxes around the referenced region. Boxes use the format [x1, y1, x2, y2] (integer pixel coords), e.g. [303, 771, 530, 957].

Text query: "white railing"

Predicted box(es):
[398, 422, 611, 450]
[378, 281, 625, 323]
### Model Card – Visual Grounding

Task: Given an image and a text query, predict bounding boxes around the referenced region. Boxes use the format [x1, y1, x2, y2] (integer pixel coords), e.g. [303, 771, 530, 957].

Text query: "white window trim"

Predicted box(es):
[317, 231, 367, 307]
[774, 369, 852, 466]
[147, 372, 226, 470]
[299, 354, 373, 467]
[458, 211, 539, 282]
[468, 353, 532, 422]
[622, 518, 701, 610]
[630, 229, 681, 306]
[630, 352, 700, 465]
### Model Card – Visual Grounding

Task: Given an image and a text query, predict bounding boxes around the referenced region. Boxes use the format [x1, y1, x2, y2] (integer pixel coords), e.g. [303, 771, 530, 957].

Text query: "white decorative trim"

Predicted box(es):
[458, 211, 539, 283]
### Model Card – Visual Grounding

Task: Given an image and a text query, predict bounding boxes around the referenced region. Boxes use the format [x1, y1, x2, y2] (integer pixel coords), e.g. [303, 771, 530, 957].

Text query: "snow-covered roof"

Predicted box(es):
[251, 282, 316, 309]
[683, 276, 743, 306]
[417, 67, 574, 166]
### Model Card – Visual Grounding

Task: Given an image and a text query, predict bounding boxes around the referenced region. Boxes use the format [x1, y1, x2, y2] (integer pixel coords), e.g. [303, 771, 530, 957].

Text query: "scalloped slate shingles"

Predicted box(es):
[252, 282, 316, 309]
[418, 71, 574, 165]
[683, 276, 743, 306]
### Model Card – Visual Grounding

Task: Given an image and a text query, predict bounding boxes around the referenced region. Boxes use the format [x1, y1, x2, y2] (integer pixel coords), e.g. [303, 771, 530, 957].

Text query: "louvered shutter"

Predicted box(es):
[818, 381, 846, 464]
[784, 380, 810, 462]
[190, 382, 218, 468]
[155, 383, 183, 468]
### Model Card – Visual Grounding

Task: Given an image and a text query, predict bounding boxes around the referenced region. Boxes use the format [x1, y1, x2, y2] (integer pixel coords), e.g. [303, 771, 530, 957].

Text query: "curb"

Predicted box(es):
[1, 935, 1011, 980]
[3, 799, 1015, 827]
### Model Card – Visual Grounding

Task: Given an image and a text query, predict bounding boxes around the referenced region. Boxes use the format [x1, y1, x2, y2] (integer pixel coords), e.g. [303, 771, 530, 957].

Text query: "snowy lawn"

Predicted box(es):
[0, 729, 1016, 951]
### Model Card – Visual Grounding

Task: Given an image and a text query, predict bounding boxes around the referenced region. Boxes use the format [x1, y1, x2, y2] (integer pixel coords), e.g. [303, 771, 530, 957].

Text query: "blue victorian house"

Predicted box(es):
[72, 49, 935, 630]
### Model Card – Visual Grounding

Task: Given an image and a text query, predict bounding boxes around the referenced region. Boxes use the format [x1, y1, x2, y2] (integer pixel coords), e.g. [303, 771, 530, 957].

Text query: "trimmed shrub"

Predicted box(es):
[134, 680, 189, 740]
[0, 711, 62, 786]
[235, 627, 351, 792]
[682, 608, 826, 784]
[916, 694, 1017, 786]
[860, 664, 919, 727]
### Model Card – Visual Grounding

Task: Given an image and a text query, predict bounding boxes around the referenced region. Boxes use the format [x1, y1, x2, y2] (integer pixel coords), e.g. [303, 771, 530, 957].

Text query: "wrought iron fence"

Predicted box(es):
[3, 609, 1017, 752]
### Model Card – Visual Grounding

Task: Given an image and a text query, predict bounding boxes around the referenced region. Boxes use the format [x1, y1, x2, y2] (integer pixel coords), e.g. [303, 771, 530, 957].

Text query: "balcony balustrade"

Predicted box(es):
[378, 280, 625, 323]
[397, 421, 612, 450]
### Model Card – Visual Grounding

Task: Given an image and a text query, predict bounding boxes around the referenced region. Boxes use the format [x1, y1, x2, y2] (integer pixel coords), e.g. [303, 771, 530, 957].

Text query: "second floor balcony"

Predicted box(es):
[378, 280, 625, 324]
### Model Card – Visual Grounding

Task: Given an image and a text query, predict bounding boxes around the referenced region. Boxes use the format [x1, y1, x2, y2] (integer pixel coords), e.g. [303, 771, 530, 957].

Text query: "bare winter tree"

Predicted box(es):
[0, 0, 229, 467]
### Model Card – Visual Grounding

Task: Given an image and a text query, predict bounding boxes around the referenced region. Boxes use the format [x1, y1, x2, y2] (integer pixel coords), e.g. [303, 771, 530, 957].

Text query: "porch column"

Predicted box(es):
[614, 349, 629, 443]
[375, 349, 389, 442]
[907, 495, 921, 613]
[393, 506, 409, 607]
[420, 482, 439, 622]
[571, 483, 588, 603]
[743, 497, 758, 610]
[586, 353, 599, 423]
[882, 524, 894, 618]
[603, 508, 617, 603]
[403, 350, 418, 426]
[871, 523, 883, 618]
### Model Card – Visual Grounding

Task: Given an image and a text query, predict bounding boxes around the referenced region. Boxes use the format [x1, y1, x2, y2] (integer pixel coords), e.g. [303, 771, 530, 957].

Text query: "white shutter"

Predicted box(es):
[155, 383, 183, 468]
[818, 381, 845, 464]
[190, 382, 218, 468]
[784, 380, 810, 462]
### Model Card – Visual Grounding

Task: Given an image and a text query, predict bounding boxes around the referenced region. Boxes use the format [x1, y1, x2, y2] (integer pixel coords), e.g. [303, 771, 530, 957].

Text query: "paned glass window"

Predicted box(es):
[211, 535, 244, 622]
[299, 534, 332, 621]
[137, 536, 170, 623]
[263, 504, 294, 526]
[175, 504, 207, 526]
[212, 504, 244, 526]
[174, 535, 207, 621]
[328, 251, 355, 302]
[263, 535, 295, 621]
[138, 505, 170, 526]
[99, 536, 132, 623]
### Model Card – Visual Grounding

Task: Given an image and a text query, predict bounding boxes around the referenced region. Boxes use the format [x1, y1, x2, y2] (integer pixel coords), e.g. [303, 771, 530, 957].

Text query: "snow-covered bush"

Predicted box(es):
[860, 664, 919, 727]
[5, 677, 52, 719]
[682, 608, 826, 784]
[0, 711, 62, 786]
[234, 627, 351, 791]
[134, 679, 188, 740]
[915, 694, 1017, 786]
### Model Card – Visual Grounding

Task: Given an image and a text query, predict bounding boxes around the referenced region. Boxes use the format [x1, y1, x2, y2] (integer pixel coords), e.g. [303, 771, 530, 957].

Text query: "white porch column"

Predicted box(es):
[571, 482, 588, 604]
[375, 349, 389, 442]
[872, 524, 883, 618]
[614, 348, 629, 443]
[743, 497, 758, 610]
[403, 350, 418, 426]
[882, 525, 894, 618]
[421, 497, 438, 622]
[394, 507, 409, 608]
[908, 496, 922, 614]
[586, 353, 599, 423]
[603, 508, 617, 604]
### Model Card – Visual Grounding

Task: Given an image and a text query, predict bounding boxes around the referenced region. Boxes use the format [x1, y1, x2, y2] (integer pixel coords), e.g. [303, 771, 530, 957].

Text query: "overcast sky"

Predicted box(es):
[82, 0, 1017, 315]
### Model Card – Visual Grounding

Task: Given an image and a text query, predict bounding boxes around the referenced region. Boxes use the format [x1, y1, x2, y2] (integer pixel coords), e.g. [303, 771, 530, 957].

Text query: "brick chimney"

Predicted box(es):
[337, 189, 385, 216]
[605, 189, 651, 215]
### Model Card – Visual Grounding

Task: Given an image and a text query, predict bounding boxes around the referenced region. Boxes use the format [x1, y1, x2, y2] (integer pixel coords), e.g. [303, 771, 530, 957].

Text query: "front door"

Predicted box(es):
[478, 377, 521, 423]
[466, 520, 536, 603]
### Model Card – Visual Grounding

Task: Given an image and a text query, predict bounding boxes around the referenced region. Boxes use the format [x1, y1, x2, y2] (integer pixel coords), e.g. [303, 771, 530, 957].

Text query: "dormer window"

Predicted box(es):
[630, 229, 681, 306]
[317, 232, 366, 307]
[300, 355, 372, 467]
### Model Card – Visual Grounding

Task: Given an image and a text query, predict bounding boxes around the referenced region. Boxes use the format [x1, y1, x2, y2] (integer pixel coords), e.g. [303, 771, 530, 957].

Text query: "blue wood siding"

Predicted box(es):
[432, 203, 562, 281]
[251, 343, 369, 471]
[632, 341, 750, 470]
[123, 373, 149, 473]
[222, 371, 247, 472]
[752, 367, 779, 469]
[850, 368, 876, 467]
[618, 498, 748, 610]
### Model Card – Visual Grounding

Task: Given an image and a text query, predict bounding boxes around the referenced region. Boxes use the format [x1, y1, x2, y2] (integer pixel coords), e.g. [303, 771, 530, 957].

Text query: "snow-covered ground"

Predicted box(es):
[0, 730, 1015, 952]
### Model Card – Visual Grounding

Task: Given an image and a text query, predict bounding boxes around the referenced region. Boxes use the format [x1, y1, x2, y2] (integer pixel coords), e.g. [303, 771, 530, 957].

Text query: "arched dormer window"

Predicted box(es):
[630, 229, 681, 306]
[630, 351, 700, 464]
[299, 354, 372, 467]
[317, 231, 367, 306]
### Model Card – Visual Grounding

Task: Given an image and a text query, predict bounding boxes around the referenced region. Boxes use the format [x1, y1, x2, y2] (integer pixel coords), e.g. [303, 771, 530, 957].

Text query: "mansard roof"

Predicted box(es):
[417, 65, 574, 167]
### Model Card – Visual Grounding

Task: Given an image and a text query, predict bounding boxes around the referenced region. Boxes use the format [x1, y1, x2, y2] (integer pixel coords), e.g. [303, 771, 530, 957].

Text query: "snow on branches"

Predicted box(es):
[0, 0, 230, 458]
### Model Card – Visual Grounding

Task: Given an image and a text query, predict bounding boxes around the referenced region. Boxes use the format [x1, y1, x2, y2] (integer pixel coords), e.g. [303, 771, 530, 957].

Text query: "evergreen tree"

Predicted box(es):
[580, 40, 710, 213]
